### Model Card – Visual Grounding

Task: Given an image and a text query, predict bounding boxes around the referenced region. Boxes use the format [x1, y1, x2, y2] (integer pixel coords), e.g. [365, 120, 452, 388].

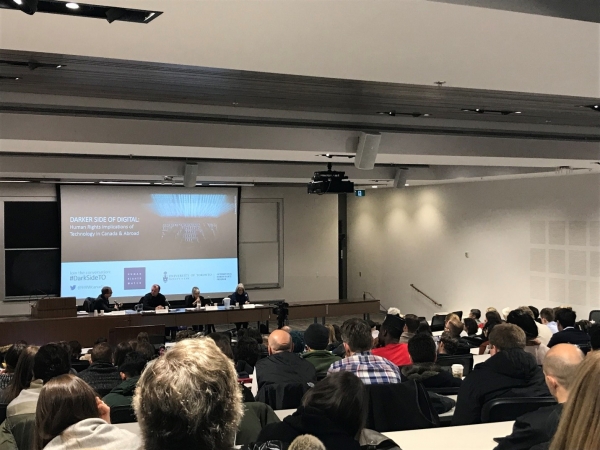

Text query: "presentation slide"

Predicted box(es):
[60, 185, 239, 301]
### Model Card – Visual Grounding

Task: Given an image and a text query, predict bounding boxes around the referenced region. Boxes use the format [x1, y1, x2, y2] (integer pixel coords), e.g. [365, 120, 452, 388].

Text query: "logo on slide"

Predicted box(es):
[124, 268, 146, 290]
[70, 285, 76, 291]
[163, 271, 168, 283]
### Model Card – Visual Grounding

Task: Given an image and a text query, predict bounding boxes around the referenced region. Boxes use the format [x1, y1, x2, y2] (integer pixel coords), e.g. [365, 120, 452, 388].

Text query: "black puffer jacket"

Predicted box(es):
[401, 363, 462, 389]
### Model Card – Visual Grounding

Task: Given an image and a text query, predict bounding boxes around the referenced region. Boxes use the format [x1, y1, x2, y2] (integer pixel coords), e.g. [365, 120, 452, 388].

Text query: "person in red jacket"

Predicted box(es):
[371, 314, 411, 367]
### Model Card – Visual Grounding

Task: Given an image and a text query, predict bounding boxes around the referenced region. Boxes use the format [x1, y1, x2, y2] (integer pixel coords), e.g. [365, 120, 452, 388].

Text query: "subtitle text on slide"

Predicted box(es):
[69, 217, 140, 237]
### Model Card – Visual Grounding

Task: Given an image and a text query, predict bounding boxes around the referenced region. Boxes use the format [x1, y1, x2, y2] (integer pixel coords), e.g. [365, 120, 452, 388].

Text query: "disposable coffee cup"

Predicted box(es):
[223, 298, 231, 308]
[451, 364, 464, 378]
[99, 310, 104, 316]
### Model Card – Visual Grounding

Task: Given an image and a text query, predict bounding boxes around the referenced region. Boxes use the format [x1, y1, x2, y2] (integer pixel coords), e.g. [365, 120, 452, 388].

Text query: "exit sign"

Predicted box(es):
[355, 190, 366, 197]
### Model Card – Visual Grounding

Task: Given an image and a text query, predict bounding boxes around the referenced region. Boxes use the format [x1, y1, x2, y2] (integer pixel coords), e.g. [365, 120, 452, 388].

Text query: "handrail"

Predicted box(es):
[410, 284, 442, 308]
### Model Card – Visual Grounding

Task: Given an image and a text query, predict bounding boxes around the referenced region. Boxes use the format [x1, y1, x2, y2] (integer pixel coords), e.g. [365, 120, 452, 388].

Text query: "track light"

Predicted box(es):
[14, 0, 38, 14]
[105, 7, 125, 23]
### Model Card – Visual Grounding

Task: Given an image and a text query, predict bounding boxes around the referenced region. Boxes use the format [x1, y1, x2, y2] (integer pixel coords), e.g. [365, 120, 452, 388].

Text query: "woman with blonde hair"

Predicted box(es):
[546, 351, 600, 450]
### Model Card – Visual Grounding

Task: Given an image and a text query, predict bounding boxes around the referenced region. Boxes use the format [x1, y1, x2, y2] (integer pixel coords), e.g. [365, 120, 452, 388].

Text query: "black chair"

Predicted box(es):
[577, 343, 592, 355]
[110, 405, 137, 424]
[365, 380, 439, 432]
[481, 397, 557, 423]
[426, 386, 460, 396]
[589, 310, 600, 323]
[256, 382, 312, 410]
[71, 359, 90, 373]
[81, 297, 95, 313]
[436, 354, 474, 376]
[0, 403, 8, 424]
[431, 315, 446, 332]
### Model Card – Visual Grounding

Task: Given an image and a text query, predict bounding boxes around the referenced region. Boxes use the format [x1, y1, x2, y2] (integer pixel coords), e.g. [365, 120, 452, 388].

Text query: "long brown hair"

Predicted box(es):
[34, 374, 100, 450]
[549, 351, 600, 450]
[0, 345, 39, 404]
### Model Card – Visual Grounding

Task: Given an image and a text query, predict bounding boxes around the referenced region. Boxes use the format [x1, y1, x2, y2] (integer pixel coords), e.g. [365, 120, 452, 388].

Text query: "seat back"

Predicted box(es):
[71, 359, 90, 373]
[436, 354, 474, 376]
[0, 403, 7, 424]
[10, 413, 36, 450]
[481, 397, 557, 423]
[365, 380, 439, 432]
[430, 315, 446, 332]
[256, 382, 312, 410]
[110, 404, 137, 424]
[82, 297, 95, 313]
[589, 310, 600, 323]
[426, 386, 460, 396]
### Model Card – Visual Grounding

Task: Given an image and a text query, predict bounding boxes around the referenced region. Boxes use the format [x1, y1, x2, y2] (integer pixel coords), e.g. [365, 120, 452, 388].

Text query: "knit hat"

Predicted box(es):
[303, 323, 330, 350]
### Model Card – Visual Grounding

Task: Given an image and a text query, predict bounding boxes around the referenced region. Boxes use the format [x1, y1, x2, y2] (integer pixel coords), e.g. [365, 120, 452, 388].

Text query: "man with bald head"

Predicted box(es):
[251, 329, 316, 397]
[494, 343, 584, 450]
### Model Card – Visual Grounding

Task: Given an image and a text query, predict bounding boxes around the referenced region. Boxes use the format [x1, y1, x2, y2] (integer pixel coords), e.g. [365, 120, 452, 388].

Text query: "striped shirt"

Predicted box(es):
[328, 351, 401, 384]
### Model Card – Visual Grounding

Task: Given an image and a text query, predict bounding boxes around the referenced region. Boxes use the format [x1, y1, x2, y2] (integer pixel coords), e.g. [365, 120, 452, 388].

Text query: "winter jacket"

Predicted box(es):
[255, 352, 317, 392]
[102, 376, 139, 409]
[301, 350, 341, 376]
[43, 418, 140, 450]
[77, 362, 122, 397]
[400, 363, 462, 389]
[452, 348, 551, 426]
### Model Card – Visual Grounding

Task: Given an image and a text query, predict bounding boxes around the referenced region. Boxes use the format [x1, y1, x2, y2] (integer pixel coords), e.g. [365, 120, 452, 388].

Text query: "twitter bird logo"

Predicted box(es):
[70, 285, 76, 290]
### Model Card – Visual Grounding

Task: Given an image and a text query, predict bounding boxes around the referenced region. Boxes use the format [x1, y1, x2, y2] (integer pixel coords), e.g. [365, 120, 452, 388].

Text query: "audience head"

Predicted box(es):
[332, 324, 342, 343]
[113, 341, 134, 367]
[589, 323, 600, 351]
[301, 371, 367, 439]
[576, 320, 591, 333]
[133, 338, 243, 450]
[1, 345, 39, 404]
[444, 317, 464, 338]
[235, 337, 260, 368]
[267, 329, 293, 355]
[378, 314, 405, 346]
[403, 314, 420, 334]
[555, 308, 577, 331]
[289, 435, 326, 450]
[175, 329, 195, 342]
[137, 332, 150, 343]
[3, 341, 28, 373]
[507, 309, 539, 341]
[549, 351, 600, 450]
[33, 343, 71, 384]
[486, 307, 498, 314]
[489, 323, 526, 354]
[416, 320, 433, 336]
[501, 307, 512, 321]
[94, 337, 108, 345]
[67, 340, 82, 361]
[119, 351, 147, 380]
[444, 313, 460, 325]
[326, 325, 337, 345]
[438, 332, 459, 355]
[542, 344, 584, 401]
[485, 310, 503, 323]
[528, 306, 540, 321]
[246, 328, 263, 344]
[408, 333, 437, 363]
[35, 374, 107, 450]
[540, 307, 555, 324]
[341, 318, 373, 355]
[469, 309, 481, 320]
[304, 323, 330, 351]
[387, 307, 401, 317]
[136, 341, 156, 362]
[90, 342, 113, 364]
[463, 318, 478, 336]
[208, 332, 235, 360]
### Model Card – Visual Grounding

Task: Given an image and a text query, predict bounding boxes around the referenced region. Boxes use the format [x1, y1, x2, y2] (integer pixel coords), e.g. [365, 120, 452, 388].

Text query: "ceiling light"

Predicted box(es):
[13, 0, 23, 4]
[423, 114, 430, 117]
[372, 185, 378, 189]
[515, 111, 522, 114]
[144, 12, 155, 21]
[56, 65, 62, 68]
[65, 2, 79, 9]
[405, 183, 409, 187]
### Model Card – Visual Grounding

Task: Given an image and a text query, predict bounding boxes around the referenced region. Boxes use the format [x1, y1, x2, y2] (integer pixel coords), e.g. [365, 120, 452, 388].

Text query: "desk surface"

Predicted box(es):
[383, 421, 514, 450]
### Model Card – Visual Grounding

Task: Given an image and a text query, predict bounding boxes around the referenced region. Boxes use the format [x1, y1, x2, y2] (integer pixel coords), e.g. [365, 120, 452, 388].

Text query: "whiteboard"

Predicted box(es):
[239, 200, 282, 288]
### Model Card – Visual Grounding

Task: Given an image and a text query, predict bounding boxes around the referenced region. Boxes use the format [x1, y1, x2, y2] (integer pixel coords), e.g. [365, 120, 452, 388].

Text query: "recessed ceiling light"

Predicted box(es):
[13, 0, 23, 4]
[56, 65, 62, 68]
[404, 183, 409, 187]
[145, 12, 156, 21]
[66, 3, 80, 9]
[372, 185, 378, 189]
[515, 111, 522, 114]
[423, 114, 430, 117]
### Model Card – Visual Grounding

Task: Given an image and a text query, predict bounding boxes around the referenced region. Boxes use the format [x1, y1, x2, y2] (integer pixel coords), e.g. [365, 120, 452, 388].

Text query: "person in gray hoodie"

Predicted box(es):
[34, 374, 139, 450]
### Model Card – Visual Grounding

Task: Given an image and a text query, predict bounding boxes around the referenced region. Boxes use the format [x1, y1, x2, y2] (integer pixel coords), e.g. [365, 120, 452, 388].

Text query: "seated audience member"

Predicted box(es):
[547, 308, 590, 348]
[67, 340, 82, 362]
[326, 325, 345, 357]
[575, 319, 592, 333]
[208, 332, 235, 360]
[494, 344, 584, 450]
[0, 345, 39, 404]
[444, 318, 471, 354]
[518, 306, 552, 346]
[289, 435, 326, 450]
[301, 324, 342, 377]
[543, 351, 600, 450]
[452, 324, 551, 426]
[135, 341, 156, 362]
[416, 320, 433, 336]
[507, 309, 549, 365]
[235, 336, 261, 375]
[0, 343, 71, 449]
[540, 308, 558, 334]
[399, 314, 420, 344]
[371, 314, 411, 366]
[0, 342, 27, 390]
[387, 307, 401, 317]
[246, 327, 269, 360]
[257, 371, 366, 450]
[529, 306, 541, 323]
[112, 341, 133, 368]
[469, 309, 482, 325]
[102, 351, 147, 408]
[175, 329, 195, 341]
[589, 323, 600, 351]
[77, 342, 121, 397]
[401, 333, 462, 389]
[251, 330, 317, 396]
[137, 332, 150, 344]
[501, 307, 512, 321]
[35, 374, 139, 449]
[479, 311, 503, 354]
[463, 318, 483, 348]
[437, 332, 459, 359]
[133, 338, 244, 450]
[329, 318, 401, 384]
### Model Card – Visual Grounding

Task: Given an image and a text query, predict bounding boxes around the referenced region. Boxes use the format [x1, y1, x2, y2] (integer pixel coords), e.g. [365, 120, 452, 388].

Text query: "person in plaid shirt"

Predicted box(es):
[328, 318, 401, 384]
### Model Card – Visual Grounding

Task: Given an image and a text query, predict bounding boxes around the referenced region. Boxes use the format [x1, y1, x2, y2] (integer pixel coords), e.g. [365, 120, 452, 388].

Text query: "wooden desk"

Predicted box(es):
[383, 421, 514, 450]
[0, 299, 380, 346]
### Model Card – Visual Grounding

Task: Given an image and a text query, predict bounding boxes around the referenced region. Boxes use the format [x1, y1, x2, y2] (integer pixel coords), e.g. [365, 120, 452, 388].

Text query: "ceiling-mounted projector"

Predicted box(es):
[307, 163, 354, 194]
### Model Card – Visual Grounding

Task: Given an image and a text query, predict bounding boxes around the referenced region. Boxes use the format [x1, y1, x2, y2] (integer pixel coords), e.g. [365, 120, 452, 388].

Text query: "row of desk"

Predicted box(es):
[0, 298, 380, 346]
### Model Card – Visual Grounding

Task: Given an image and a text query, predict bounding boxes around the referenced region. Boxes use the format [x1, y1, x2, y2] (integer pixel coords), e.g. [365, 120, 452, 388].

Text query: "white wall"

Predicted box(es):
[240, 186, 339, 304]
[347, 173, 600, 321]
